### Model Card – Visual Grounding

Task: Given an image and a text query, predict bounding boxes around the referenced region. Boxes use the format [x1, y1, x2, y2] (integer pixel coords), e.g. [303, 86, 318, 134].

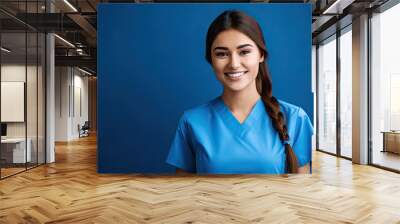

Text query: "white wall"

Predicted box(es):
[1, 63, 46, 164]
[55, 66, 69, 141]
[1, 65, 26, 133]
[72, 72, 89, 138]
[55, 66, 89, 141]
[1, 64, 39, 138]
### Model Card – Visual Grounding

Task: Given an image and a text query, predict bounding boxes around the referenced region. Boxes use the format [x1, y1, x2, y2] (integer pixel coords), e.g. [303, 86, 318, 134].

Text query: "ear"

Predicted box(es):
[259, 54, 264, 63]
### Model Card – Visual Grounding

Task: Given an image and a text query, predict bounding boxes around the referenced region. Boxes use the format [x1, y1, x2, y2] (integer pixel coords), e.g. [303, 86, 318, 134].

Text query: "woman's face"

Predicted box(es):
[211, 29, 264, 93]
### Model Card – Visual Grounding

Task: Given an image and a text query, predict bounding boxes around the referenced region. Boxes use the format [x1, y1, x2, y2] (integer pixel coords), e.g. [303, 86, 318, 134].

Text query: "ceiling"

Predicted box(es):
[0, 0, 390, 75]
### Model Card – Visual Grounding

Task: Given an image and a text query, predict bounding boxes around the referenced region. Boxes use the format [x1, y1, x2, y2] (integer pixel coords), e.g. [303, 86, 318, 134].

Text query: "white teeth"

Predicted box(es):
[225, 71, 246, 78]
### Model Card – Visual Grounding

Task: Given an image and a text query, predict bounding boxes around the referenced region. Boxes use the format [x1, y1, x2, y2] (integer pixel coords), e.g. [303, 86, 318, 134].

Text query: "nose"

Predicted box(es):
[228, 53, 240, 70]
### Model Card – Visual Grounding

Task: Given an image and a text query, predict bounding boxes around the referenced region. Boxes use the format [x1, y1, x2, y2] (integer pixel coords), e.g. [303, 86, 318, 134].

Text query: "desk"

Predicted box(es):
[381, 131, 400, 154]
[1, 138, 31, 163]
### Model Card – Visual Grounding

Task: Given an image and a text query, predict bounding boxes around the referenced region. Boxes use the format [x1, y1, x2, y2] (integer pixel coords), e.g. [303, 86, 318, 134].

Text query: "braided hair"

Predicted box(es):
[205, 10, 299, 173]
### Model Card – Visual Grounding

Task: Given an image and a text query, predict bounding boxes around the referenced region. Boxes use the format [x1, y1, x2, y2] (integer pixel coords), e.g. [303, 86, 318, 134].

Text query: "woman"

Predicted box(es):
[166, 10, 313, 174]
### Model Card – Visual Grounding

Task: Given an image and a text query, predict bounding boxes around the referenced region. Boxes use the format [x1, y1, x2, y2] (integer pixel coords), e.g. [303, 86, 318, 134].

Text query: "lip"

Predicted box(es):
[224, 71, 248, 75]
[224, 71, 248, 80]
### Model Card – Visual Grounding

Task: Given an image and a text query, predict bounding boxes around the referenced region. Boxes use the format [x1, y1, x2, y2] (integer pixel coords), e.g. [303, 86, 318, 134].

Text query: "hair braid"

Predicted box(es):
[258, 65, 299, 173]
[262, 95, 299, 173]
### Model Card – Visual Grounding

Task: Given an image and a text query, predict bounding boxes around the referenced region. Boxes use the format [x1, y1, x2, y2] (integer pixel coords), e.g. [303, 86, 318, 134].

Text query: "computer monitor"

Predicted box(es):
[1, 123, 7, 137]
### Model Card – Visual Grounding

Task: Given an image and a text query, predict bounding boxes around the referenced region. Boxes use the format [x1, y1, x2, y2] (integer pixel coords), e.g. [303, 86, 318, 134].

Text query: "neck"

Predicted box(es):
[221, 83, 260, 114]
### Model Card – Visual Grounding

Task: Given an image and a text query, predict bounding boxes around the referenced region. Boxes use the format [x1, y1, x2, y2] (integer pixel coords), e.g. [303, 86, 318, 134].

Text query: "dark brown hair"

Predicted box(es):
[205, 10, 299, 173]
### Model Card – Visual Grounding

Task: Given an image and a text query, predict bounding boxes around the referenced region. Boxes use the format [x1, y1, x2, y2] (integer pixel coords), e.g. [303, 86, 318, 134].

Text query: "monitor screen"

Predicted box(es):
[1, 123, 7, 137]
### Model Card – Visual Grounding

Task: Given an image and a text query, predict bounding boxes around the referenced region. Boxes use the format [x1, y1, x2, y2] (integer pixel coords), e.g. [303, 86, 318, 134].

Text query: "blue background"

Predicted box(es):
[98, 3, 312, 173]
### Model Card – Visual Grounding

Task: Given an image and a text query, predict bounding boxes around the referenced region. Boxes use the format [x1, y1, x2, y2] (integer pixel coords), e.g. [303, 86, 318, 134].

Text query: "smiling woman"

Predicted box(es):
[165, 10, 313, 174]
[211, 29, 264, 93]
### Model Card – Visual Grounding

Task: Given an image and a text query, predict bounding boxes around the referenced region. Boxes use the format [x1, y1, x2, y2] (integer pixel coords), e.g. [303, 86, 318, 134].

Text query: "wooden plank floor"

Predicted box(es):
[1, 167, 26, 178]
[1, 135, 400, 224]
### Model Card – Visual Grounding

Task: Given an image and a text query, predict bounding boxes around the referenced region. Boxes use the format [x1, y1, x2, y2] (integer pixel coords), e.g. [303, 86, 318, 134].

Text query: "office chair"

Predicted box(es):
[79, 121, 90, 138]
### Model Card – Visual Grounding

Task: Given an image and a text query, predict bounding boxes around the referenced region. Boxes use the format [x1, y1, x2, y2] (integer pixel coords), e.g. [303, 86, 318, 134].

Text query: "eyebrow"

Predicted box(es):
[213, 44, 254, 51]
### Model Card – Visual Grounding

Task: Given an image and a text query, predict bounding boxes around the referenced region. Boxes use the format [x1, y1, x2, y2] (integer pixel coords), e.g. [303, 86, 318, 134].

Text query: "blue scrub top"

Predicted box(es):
[166, 97, 313, 174]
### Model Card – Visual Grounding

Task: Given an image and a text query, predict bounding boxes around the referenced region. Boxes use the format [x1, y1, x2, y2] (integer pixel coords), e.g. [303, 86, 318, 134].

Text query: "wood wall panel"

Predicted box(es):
[88, 77, 97, 132]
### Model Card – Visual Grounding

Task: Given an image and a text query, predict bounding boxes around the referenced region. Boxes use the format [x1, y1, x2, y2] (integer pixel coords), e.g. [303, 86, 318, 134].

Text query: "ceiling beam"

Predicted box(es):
[55, 55, 96, 73]
[67, 13, 97, 46]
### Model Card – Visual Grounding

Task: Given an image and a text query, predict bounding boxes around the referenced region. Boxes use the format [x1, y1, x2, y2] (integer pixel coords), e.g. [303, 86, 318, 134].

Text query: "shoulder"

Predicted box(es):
[277, 99, 313, 135]
[179, 98, 217, 124]
[277, 100, 310, 122]
[278, 100, 301, 117]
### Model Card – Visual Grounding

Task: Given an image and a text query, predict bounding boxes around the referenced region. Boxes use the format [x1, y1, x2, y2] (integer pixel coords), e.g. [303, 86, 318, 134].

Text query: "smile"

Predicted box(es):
[224, 71, 248, 78]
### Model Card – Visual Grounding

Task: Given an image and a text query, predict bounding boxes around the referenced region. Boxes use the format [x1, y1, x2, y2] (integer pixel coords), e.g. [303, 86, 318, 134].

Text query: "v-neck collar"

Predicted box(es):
[212, 96, 264, 138]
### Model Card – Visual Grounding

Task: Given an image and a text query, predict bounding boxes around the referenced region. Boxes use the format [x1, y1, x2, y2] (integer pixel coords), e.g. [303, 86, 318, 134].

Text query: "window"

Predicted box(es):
[339, 27, 352, 158]
[317, 35, 337, 154]
[370, 2, 400, 171]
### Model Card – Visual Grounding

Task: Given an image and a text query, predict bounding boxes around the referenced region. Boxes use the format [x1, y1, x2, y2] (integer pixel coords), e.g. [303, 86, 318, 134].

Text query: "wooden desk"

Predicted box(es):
[381, 131, 400, 154]
[1, 138, 32, 163]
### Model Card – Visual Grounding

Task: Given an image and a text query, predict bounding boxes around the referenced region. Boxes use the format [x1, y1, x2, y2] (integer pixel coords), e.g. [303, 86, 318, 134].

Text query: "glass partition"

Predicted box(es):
[27, 30, 38, 169]
[317, 35, 337, 155]
[0, 1, 46, 179]
[1, 30, 28, 178]
[371, 3, 400, 171]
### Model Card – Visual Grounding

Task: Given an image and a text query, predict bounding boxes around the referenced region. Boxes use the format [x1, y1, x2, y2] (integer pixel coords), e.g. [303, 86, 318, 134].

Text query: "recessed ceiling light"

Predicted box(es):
[322, 0, 354, 15]
[1, 47, 11, 53]
[77, 67, 93, 76]
[54, 34, 75, 48]
[63, 0, 78, 12]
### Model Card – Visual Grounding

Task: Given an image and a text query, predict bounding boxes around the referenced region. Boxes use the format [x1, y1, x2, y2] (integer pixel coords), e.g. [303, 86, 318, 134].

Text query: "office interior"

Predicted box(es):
[0, 0, 97, 179]
[0, 0, 399, 222]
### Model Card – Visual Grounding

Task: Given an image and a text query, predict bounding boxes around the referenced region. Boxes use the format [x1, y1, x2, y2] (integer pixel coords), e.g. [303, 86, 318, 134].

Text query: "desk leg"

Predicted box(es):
[382, 133, 386, 152]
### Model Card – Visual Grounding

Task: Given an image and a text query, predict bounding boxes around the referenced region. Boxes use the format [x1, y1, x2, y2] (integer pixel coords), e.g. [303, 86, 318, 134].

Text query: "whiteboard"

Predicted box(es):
[1, 82, 25, 122]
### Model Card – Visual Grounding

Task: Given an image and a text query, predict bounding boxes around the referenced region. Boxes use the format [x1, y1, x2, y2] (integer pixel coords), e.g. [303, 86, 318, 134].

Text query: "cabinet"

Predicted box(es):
[382, 131, 400, 154]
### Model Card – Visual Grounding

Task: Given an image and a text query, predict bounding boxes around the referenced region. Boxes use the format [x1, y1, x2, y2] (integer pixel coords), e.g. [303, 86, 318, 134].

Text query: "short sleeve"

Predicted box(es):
[291, 108, 314, 167]
[165, 114, 196, 172]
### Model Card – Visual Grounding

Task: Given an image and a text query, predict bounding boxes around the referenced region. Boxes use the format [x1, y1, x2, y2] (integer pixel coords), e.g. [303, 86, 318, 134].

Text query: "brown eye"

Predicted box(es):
[239, 50, 251, 56]
[215, 51, 228, 58]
